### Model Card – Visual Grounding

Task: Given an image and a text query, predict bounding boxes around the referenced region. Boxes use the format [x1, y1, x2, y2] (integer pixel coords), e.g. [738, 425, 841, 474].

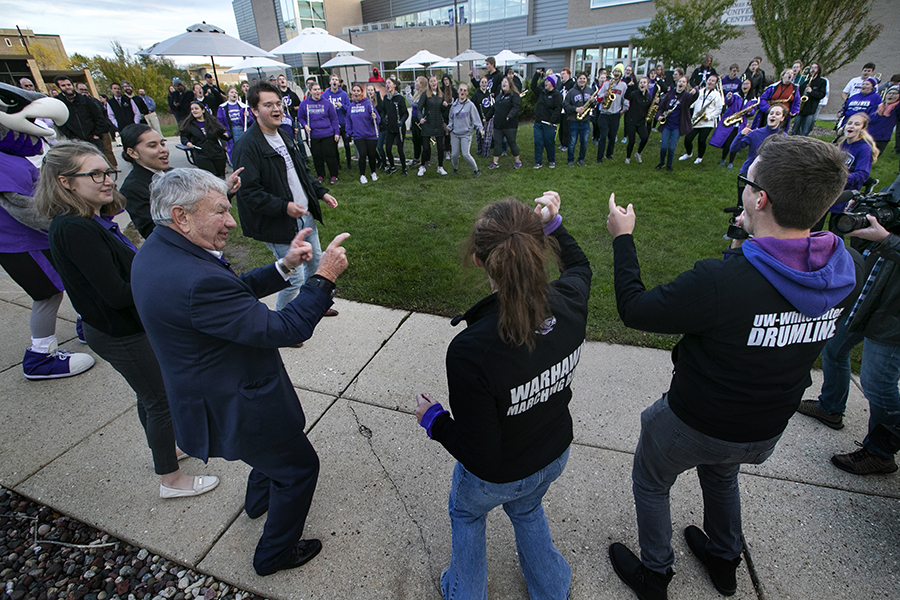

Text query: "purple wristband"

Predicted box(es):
[420, 402, 448, 439]
[543, 214, 562, 235]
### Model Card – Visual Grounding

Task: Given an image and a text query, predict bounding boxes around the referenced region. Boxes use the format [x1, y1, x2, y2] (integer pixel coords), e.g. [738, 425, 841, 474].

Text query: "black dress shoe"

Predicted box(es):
[256, 539, 322, 576]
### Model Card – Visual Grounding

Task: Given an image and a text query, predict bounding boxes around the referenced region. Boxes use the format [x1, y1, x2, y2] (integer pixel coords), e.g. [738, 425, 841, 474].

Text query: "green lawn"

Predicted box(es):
[161, 124, 178, 138]
[225, 123, 898, 356]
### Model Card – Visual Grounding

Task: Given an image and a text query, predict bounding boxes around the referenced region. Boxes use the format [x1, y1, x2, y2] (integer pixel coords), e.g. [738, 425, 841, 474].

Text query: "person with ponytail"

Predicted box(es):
[869, 86, 899, 155]
[414, 192, 591, 600]
[814, 112, 879, 232]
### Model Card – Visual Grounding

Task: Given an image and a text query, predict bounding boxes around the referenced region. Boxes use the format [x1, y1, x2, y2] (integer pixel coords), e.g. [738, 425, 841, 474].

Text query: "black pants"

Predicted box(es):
[624, 120, 649, 158]
[596, 113, 621, 161]
[684, 127, 712, 158]
[339, 125, 352, 169]
[310, 136, 339, 179]
[354, 138, 378, 176]
[421, 135, 445, 167]
[82, 323, 179, 476]
[385, 129, 407, 169]
[558, 117, 569, 147]
[721, 128, 739, 162]
[493, 128, 519, 158]
[411, 121, 423, 161]
[244, 431, 319, 576]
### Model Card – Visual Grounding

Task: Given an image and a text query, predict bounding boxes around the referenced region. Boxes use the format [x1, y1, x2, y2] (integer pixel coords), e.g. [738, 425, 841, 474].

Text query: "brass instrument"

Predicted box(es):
[657, 99, 680, 125]
[576, 91, 598, 121]
[691, 86, 720, 126]
[601, 79, 617, 110]
[646, 85, 661, 124]
[519, 89, 529, 98]
[723, 100, 759, 127]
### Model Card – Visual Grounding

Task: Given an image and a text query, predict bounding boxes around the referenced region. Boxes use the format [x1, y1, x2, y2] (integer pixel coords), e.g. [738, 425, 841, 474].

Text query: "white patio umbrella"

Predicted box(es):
[321, 53, 372, 68]
[517, 54, 546, 64]
[492, 49, 527, 66]
[452, 49, 487, 62]
[321, 52, 373, 84]
[138, 22, 274, 87]
[270, 27, 363, 69]
[404, 50, 446, 65]
[397, 62, 426, 79]
[429, 58, 458, 69]
[225, 57, 291, 80]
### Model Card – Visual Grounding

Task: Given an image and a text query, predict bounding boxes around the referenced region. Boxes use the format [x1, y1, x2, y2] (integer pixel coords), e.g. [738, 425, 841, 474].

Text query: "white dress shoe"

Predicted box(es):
[160, 475, 219, 499]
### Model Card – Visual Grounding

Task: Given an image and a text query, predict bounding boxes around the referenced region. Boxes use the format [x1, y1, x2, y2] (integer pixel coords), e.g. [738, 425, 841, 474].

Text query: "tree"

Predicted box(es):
[751, 0, 883, 75]
[631, 0, 742, 71]
[10, 42, 70, 70]
[69, 41, 190, 115]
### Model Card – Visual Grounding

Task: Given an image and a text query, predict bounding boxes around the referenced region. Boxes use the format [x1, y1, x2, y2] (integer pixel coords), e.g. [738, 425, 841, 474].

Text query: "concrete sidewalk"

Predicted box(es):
[1, 273, 898, 599]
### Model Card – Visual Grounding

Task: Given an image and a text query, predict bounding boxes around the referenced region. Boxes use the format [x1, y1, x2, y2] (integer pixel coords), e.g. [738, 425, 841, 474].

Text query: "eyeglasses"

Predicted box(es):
[65, 169, 119, 183]
[738, 175, 769, 198]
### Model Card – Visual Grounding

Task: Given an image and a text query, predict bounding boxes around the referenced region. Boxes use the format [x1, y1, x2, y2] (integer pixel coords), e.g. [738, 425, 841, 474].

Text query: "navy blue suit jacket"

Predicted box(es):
[131, 226, 332, 461]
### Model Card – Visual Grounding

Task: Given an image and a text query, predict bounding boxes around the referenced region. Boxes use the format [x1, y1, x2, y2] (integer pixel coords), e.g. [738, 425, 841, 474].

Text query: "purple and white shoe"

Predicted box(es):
[76, 316, 87, 344]
[23, 344, 94, 380]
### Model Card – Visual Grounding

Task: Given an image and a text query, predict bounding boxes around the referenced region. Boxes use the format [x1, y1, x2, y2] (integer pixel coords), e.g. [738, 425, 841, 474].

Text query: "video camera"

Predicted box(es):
[723, 205, 749, 240]
[834, 172, 900, 235]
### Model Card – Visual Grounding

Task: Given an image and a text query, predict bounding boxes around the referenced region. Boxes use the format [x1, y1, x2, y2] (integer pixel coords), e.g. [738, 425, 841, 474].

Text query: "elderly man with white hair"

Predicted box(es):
[131, 168, 349, 577]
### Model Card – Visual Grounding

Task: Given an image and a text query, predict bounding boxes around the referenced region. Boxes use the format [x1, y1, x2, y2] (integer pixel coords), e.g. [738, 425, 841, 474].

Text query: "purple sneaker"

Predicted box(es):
[23, 344, 95, 380]
[76, 316, 87, 344]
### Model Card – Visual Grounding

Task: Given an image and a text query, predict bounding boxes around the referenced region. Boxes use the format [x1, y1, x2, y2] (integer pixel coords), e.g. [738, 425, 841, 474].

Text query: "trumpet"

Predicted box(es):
[723, 100, 759, 127]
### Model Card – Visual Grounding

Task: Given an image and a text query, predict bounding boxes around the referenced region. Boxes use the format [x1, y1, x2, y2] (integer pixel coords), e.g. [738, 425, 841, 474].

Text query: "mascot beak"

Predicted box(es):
[0, 82, 70, 138]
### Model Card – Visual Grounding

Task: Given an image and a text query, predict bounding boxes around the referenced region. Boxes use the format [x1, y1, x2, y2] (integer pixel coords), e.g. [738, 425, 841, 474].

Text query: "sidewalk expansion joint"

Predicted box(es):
[346, 401, 441, 596]
[739, 469, 900, 501]
[337, 311, 413, 400]
[740, 533, 766, 600]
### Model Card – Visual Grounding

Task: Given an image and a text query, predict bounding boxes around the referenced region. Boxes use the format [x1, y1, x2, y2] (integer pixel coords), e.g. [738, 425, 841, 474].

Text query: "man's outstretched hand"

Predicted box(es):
[315, 233, 350, 282]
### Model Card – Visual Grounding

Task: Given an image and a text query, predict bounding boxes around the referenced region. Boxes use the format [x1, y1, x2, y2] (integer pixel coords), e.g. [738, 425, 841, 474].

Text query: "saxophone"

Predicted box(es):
[601, 79, 617, 110]
[576, 91, 598, 121]
[645, 86, 660, 124]
[657, 99, 680, 125]
[723, 100, 759, 127]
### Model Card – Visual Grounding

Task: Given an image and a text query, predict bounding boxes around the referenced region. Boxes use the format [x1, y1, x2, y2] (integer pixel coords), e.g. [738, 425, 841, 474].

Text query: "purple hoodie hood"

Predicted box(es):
[743, 232, 856, 317]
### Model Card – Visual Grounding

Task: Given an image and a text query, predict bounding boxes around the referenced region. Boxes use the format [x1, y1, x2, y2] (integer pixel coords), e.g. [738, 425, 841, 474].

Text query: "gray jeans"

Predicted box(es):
[451, 133, 478, 171]
[632, 395, 780, 572]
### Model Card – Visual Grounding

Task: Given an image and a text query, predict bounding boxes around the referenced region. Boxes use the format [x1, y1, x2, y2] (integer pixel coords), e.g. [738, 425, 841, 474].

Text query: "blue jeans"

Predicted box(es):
[632, 396, 780, 573]
[568, 121, 589, 163]
[817, 316, 900, 458]
[263, 212, 322, 311]
[659, 127, 680, 168]
[792, 114, 815, 136]
[441, 447, 572, 600]
[533, 122, 557, 165]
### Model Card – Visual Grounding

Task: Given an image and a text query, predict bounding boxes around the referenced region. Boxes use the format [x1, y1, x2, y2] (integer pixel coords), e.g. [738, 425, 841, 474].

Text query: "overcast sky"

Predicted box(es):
[1, 0, 241, 65]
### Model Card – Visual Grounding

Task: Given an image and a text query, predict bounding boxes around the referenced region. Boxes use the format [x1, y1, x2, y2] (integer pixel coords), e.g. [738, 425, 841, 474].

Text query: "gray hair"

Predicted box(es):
[150, 168, 228, 226]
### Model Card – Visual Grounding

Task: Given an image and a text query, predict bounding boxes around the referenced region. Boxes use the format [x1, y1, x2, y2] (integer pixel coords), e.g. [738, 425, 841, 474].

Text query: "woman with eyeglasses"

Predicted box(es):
[36, 141, 219, 499]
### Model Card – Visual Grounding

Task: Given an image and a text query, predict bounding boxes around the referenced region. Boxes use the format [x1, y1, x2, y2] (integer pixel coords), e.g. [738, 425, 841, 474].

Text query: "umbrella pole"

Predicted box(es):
[211, 56, 220, 88]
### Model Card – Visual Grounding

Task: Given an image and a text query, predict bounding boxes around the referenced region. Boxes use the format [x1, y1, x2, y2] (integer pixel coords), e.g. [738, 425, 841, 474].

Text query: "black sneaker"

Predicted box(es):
[577, 159, 587, 166]
[655, 163, 664, 170]
[388, 166, 397, 174]
[609, 543, 673, 600]
[684, 526, 740, 596]
[832, 443, 898, 475]
[666, 166, 673, 172]
[401, 169, 408, 176]
[796, 400, 844, 429]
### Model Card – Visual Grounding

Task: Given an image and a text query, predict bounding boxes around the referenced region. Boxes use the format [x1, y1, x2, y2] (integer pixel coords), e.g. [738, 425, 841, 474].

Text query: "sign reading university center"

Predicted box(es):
[723, 0, 754, 26]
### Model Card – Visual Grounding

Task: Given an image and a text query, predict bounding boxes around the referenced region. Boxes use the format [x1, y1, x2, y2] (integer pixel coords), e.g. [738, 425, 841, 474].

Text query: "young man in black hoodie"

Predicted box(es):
[606, 135, 862, 600]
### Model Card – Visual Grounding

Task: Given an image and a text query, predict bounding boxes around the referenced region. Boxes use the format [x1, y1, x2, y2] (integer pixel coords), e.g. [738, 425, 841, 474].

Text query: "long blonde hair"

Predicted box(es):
[837, 113, 880, 164]
[413, 76, 428, 102]
[35, 141, 125, 220]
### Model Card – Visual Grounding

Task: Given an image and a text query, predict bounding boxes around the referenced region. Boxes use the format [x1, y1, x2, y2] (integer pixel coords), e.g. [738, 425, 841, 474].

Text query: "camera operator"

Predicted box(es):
[798, 203, 900, 475]
[605, 135, 862, 599]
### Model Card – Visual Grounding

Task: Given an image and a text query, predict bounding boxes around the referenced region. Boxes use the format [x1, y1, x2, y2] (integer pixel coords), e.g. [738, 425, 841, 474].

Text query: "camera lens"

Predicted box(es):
[834, 213, 871, 235]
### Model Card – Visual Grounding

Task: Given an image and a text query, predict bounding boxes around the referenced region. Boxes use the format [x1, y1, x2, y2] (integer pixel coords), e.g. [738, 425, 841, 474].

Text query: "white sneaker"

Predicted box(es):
[437, 166, 448, 175]
[694, 157, 703, 164]
[624, 158, 630, 164]
[359, 175, 368, 184]
[371, 172, 378, 181]
[635, 152, 642, 164]
[417, 166, 426, 177]
[678, 153, 692, 161]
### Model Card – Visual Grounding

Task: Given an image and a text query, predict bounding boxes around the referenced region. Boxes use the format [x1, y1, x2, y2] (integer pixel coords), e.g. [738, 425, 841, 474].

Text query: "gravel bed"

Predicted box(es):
[0, 488, 264, 600]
